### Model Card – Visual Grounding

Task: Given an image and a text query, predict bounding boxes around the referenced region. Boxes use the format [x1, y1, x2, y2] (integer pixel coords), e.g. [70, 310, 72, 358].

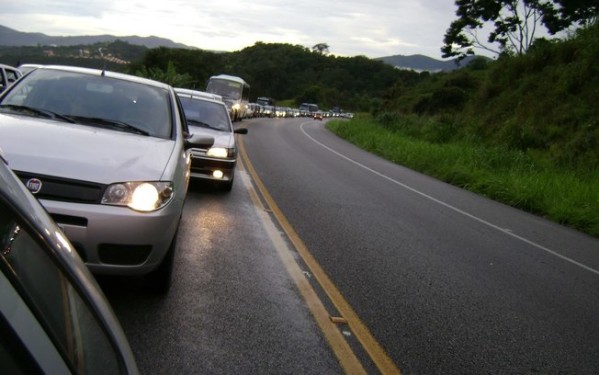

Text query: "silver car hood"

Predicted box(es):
[0, 113, 177, 184]
[188, 126, 234, 148]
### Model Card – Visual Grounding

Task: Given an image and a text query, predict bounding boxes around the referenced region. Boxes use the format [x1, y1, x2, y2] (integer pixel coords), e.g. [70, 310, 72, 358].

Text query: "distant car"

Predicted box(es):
[0, 148, 138, 374]
[0, 65, 214, 292]
[313, 111, 324, 120]
[0, 63, 22, 93]
[175, 88, 247, 191]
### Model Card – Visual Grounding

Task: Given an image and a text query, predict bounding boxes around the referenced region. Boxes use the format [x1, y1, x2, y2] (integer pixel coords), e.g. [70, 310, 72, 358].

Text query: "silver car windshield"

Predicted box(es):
[0, 69, 172, 139]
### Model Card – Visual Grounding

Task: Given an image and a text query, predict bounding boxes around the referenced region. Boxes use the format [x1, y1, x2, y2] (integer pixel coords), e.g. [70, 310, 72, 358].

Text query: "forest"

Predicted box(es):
[1, 3, 596, 170]
[128, 42, 424, 113]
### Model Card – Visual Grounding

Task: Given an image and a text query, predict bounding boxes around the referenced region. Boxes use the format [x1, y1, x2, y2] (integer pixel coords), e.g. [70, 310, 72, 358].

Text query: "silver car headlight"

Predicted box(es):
[206, 147, 233, 159]
[102, 182, 174, 212]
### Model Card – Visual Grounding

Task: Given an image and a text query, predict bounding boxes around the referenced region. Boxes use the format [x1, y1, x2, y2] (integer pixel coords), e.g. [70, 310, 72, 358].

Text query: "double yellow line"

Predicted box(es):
[238, 134, 402, 375]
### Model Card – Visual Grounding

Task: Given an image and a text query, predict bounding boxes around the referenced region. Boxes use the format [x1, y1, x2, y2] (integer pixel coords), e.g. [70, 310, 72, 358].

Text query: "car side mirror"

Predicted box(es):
[185, 135, 214, 149]
[234, 128, 248, 135]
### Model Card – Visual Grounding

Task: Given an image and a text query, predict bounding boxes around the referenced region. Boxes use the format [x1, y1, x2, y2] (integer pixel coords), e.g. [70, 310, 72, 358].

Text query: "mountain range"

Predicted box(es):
[375, 54, 483, 72]
[0, 25, 190, 49]
[0, 25, 477, 72]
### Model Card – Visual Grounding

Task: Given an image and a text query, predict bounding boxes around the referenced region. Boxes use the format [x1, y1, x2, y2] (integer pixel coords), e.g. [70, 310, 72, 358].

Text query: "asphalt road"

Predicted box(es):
[100, 172, 344, 374]
[239, 117, 599, 374]
[102, 116, 599, 374]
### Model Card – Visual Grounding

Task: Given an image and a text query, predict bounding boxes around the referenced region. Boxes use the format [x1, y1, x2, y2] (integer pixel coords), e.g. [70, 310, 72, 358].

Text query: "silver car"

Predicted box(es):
[0, 66, 213, 292]
[0, 148, 138, 373]
[175, 88, 247, 191]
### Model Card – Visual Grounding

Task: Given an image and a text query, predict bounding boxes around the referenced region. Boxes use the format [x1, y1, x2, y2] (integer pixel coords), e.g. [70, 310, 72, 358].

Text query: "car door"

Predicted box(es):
[0, 197, 135, 374]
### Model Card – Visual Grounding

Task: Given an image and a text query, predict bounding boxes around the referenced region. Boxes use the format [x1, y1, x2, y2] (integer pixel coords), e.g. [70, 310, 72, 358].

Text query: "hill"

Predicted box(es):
[378, 23, 599, 171]
[0, 25, 191, 49]
[375, 54, 486, 72]
[0, 25, 480, 73]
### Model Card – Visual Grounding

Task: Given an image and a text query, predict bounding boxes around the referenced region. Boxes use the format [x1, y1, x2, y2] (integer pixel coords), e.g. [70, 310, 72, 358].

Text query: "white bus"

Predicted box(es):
[206, 74, 250, 121]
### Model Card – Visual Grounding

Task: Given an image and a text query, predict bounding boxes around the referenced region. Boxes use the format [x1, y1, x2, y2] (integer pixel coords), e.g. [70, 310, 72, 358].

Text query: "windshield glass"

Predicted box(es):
[179, 97, 231, 132]
[206, 79, 241, 100]
[0, 69, 172, 139]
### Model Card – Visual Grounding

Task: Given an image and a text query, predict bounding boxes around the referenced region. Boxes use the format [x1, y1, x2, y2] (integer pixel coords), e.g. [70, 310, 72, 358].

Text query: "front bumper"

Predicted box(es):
[189, 151, 236, 182]
[41, 198, 183, 276]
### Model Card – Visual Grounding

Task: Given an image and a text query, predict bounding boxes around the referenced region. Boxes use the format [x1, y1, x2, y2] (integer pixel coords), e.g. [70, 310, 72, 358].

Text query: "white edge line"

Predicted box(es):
[300, 122, 599, 276]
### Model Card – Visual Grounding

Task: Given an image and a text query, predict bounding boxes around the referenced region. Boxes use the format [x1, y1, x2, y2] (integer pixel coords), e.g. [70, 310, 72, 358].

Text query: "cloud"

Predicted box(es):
[0, 0, 460, 59]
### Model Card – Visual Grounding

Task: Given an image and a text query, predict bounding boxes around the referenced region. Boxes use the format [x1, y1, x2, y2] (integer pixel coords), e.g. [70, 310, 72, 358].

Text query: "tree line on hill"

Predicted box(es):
[129, 42, 426, 113]
[2, 9, 595, 170]
[379, 23, 598, 171]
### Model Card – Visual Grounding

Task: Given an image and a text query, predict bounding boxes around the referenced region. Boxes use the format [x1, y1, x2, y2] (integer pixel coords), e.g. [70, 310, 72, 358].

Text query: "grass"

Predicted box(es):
[326, 116, 599, 238]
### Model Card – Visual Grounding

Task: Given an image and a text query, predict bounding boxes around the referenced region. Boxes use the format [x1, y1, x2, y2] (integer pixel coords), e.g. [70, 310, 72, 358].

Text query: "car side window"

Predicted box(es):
[6, 69, 20, 84]
[0, 200, 124, 374]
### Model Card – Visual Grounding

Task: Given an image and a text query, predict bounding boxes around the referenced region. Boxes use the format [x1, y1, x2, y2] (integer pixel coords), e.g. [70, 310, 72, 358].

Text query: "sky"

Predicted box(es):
[0, 0, 461, 59]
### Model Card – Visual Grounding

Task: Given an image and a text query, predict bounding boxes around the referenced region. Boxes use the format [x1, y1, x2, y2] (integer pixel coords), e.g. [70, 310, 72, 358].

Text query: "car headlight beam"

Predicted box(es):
[102, 182, 174, 212]
[207, 147, 230, 158]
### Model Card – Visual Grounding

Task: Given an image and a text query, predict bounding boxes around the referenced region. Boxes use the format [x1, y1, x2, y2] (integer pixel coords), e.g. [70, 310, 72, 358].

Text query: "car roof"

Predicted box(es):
[0, 63, 19, 70]
[17, 63, 43, 69]
[34, 65, 172, 90]
[208, 74, 249, 86]
[174, 88, 225, 104]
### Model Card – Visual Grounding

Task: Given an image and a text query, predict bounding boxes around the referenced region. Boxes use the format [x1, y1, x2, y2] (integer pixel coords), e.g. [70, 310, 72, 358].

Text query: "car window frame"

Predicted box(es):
[0, 196, 129, 374]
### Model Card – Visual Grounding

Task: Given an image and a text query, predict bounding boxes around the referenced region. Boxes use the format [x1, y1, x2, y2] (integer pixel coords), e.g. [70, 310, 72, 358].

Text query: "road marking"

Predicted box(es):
[238, 137, 402, 375]
[300, 122, 599, 276]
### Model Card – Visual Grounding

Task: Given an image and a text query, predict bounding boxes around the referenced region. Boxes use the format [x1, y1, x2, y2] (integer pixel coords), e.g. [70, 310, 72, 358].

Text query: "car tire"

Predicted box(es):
[145, 230, 177, 294]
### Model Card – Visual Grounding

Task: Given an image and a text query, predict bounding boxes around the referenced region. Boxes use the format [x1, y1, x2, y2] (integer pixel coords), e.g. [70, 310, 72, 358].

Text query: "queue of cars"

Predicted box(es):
[0, 62, 351, 372]
[244, 102, 352, 120]
[0, 65, 216, 295]
[0, 64, 256, 373]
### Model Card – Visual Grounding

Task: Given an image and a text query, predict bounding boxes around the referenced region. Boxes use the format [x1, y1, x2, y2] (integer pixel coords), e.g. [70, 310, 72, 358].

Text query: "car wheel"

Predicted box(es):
[145, 230, 177, 294]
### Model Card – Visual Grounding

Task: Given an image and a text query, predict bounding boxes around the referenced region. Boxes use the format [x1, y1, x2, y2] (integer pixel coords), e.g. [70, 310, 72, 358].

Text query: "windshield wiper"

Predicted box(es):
[69, 116, 150, 136]
[187, 119, 218, 130]
[0, 104, 76, 123]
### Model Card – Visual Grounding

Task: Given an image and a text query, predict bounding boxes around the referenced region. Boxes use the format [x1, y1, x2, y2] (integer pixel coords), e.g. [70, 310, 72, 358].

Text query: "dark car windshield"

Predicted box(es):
[0, 69, 172, 139]
[179, 97, 232, 132]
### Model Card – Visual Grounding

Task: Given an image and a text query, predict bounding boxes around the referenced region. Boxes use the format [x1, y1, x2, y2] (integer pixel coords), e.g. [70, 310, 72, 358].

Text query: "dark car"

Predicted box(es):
[0, 148, 138, 374]
[175, 88, 248, 191]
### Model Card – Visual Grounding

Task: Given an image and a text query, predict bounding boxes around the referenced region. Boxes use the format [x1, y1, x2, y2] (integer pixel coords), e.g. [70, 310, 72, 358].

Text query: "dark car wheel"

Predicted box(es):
[145, 231, 177, 294]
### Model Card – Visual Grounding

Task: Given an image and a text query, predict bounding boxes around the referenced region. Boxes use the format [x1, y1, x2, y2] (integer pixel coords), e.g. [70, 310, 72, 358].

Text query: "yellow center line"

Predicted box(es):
[238, 134, 402, 375]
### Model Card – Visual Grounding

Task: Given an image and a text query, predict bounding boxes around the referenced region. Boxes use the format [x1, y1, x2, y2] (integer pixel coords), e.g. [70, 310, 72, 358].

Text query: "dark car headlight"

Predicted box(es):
[102, 182, 173, 212]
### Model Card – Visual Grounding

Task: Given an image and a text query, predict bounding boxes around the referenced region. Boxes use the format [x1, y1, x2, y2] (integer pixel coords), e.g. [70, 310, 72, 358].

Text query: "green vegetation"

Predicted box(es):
[0, 40, 147, 71]
[327, 24, 599, 237]
[129, 42, 421, 112]
[2, 17, 596, 237]
[327, 117, 599, 237]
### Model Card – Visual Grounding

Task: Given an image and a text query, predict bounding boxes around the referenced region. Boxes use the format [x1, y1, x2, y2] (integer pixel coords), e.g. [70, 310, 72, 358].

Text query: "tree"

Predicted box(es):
[312, 43, 330, 55]
[541, 0, 598, 33]
[442, 0, 598, 60]
[135, 60, 193, 87]
[442, 0, 552, 59]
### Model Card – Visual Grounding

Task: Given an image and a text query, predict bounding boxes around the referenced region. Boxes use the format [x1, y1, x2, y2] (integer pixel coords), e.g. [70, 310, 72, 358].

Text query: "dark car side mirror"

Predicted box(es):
[185, 135, 214, 149]
[234, 128, 248, 135]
